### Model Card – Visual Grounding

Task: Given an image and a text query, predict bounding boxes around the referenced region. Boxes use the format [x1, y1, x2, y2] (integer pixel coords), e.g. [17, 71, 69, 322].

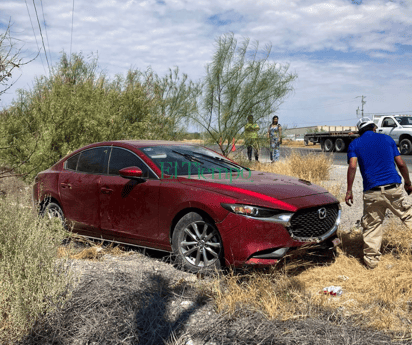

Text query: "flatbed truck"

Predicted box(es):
[304, 115, 412, 154]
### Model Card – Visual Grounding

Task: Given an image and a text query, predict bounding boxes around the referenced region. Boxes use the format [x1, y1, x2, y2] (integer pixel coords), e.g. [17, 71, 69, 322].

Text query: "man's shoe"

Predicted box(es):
[363, 261, 378, 270]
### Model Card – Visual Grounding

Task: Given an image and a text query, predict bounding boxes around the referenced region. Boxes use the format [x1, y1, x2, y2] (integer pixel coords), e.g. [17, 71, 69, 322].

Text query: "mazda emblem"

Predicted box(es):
[318, 207, 327, 220]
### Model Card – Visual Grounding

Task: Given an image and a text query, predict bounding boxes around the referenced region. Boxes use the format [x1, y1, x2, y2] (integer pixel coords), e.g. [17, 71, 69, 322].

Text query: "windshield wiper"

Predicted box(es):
[192, 152, 249, 171]
[172, 150, 204, 164]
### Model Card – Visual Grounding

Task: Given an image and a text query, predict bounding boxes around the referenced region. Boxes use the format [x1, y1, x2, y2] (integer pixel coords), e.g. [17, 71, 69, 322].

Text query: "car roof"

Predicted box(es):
[54, 140, 202, 167]
[75, 140, 198, 151]
[112, 140, 196, 148]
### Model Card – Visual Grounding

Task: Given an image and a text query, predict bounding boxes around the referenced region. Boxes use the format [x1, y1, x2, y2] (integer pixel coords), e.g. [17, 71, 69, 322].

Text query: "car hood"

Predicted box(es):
[179, 170, 329, 201]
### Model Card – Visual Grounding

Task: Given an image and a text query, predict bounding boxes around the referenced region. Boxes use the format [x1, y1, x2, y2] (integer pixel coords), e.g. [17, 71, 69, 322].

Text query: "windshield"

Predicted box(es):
[140, 145, 245, 177]
[395, 117, 412, 126]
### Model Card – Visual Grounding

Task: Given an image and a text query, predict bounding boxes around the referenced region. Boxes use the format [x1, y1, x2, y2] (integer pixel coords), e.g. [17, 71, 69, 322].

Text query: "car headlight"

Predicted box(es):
[221, 203, 293, 224]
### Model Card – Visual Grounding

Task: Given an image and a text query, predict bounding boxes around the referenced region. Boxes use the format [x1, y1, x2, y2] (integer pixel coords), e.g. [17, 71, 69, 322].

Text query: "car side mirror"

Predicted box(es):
[119, 166, 144, 179]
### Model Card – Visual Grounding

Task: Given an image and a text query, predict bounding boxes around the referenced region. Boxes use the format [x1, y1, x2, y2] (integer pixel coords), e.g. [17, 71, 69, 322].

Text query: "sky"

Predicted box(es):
[1, 0, 411, 130]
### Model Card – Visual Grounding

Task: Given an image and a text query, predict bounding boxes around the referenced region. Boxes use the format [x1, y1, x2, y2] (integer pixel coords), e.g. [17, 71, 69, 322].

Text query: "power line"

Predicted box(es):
[24, 0, 47, 75]
[364, 111, 412, 114]
[40, 0, 53, 68]
[69, 0, 75, 63]
[281, 99, 357, 111]
[290, 117, 359, 125]
[32, 0, 50, 74]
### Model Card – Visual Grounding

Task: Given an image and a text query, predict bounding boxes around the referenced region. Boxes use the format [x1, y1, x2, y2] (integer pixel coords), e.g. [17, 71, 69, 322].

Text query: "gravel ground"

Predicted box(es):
[330, 165, 364, 232]
[18, 165, 412, 345]
[20, 251, 404, 345]
[331, 164, 412, 232]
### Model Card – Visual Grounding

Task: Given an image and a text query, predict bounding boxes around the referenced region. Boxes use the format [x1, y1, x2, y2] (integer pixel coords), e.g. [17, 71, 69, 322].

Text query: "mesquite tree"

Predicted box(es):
[190, 33, 297, 156]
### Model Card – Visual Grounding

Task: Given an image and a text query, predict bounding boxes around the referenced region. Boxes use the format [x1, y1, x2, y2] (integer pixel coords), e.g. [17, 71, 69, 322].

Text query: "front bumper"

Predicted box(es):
[217, 205, 341, 267]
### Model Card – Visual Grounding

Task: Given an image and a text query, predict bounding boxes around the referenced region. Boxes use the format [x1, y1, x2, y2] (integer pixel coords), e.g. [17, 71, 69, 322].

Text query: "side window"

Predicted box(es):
[65, 153, 80, 171]
[109, 147, 151, 178]
[77, 147, 109, 174]
[383, 118, 395, 127]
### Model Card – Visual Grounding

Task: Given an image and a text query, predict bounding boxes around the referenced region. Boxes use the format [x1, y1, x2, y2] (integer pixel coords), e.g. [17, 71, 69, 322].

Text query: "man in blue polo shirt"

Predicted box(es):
[345, 117, 412, 269]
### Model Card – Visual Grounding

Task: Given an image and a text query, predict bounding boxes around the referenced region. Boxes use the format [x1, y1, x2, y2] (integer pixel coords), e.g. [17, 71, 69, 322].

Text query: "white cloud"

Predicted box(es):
[1, 0, 411, 127]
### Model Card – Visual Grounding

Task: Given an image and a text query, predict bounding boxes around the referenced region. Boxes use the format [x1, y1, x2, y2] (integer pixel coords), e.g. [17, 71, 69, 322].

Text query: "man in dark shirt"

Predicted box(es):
[346, 117, 412, 269]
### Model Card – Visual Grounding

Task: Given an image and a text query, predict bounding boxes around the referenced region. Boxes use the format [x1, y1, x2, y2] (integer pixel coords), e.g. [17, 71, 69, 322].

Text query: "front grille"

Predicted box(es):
[288, 204, 339, 239]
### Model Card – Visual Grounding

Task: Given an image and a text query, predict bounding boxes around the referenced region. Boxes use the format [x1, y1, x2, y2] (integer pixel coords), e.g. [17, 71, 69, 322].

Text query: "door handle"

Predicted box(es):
[101, 187, 113, 194]
[60, 182, 71, 189]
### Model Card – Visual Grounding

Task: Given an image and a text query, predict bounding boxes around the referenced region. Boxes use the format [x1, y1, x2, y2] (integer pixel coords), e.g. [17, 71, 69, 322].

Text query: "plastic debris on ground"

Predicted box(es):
[321, 285, 343, 296]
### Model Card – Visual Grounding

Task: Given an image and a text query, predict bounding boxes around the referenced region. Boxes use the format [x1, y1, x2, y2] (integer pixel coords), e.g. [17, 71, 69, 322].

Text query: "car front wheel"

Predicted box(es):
[172, 212, 223, 274]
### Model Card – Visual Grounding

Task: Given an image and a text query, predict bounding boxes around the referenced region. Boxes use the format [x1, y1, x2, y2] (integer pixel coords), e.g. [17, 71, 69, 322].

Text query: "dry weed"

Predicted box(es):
[281, 139, 307, 147]
[210, 269, 309, 321]
[211, 221, 412, 339]
[58, 238, 132, 261]
[0, 193, 72, 344]
[249, 150, 333, 183]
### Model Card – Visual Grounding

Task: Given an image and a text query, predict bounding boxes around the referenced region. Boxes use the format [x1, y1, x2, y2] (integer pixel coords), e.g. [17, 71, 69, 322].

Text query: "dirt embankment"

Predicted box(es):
[18, 248, 399, 345]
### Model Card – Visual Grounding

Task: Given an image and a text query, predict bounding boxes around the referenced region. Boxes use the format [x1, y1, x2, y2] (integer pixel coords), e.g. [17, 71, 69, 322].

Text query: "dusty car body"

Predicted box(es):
[33, 140, 341, 272]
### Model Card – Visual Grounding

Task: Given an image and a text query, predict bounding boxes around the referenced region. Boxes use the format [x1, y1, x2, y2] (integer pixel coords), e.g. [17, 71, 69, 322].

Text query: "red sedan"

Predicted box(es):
[33, 140, 341, 273]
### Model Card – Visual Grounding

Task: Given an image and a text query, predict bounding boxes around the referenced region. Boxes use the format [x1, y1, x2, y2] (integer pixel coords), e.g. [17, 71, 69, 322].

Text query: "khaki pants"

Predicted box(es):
[362, 184, 412, 268]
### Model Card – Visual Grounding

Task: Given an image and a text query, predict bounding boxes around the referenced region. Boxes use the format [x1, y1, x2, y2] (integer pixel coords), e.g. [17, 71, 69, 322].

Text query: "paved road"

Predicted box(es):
[280, 145, 412, 169]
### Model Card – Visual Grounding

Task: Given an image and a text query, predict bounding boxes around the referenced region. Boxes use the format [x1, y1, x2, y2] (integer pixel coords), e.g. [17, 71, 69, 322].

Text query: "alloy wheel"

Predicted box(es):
[180, 221, 222, 268]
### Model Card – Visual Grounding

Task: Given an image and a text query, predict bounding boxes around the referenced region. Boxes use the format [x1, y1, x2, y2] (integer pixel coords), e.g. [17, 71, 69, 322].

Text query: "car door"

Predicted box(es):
[59, 146, 109, 235]
[99, 147, 162, 248]
[378, 117, 401, 143]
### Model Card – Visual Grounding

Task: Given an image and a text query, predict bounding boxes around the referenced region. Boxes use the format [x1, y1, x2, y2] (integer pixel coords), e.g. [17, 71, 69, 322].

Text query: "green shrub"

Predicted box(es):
[0, 194, 72, 343]
[0, 53, 198, 182]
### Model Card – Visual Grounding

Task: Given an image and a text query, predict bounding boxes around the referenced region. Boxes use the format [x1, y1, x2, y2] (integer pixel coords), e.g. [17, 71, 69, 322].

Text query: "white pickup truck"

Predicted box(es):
[303, 114, 412, 154]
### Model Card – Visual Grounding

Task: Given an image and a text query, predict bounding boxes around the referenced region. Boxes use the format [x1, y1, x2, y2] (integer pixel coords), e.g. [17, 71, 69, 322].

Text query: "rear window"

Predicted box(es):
[65, 153, 80, 171]
[77, 147, 109, 174]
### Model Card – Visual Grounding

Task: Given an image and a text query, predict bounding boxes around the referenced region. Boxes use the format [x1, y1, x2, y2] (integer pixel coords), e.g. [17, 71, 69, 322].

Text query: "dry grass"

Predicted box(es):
[0, 170, 31, 202]
[57, 237, 133, 261]
[181, 139, 205, 145]
[211, 217, 412, 339]
[281, 139, 307, 147]
[250, 150, 333, 183]
[0, 188, 73, 343]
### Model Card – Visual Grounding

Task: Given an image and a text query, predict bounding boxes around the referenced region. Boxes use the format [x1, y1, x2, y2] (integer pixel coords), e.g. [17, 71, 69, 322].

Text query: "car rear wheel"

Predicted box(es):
[172, 212, 223, 274]
[43, 202, 67, 229]
[400, 139, 412, 155]
[324, 138, 334, 152]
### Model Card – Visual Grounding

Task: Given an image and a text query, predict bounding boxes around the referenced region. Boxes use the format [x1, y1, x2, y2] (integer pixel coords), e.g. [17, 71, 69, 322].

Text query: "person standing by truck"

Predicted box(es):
[244, 115, 260, 162]
[345, 117, 412, 269]
[268, 115, 282, 162]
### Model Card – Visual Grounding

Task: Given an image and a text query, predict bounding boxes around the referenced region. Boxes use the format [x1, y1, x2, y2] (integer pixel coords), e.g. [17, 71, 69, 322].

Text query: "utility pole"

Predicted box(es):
[356, 96, 366, 117]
